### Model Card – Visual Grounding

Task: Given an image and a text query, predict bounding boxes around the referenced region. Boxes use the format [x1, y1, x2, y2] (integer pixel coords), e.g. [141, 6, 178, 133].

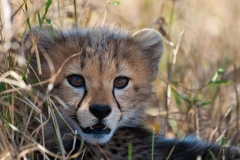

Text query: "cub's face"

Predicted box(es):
[23, 25, 164, 144]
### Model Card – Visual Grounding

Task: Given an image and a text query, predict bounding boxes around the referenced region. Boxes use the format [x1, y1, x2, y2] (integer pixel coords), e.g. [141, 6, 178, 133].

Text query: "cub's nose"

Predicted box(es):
[89, 105, 112, 120]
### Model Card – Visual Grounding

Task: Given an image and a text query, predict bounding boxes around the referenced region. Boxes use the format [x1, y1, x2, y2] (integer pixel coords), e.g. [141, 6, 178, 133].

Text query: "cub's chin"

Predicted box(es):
[79, 126, 116, 144]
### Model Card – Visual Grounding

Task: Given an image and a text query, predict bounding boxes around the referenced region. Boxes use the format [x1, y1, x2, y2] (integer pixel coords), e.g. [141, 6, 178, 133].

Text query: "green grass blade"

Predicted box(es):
[112, 1, 121, 5]
[37, 11, 42, 27]
[0, 113, 23, 134]
[73, 0, 77, 27]
[221, 137, 226, 146]
[45, 18, 54, 42]
[44, 0, 52, 15]
[128, 142, 132, 160]
[172, 87, 181, 105]
[209, 151, 217, 160]
[152, 131, 155, 160]
[0, 82, 6, 92]
[25, 3, 31, 30]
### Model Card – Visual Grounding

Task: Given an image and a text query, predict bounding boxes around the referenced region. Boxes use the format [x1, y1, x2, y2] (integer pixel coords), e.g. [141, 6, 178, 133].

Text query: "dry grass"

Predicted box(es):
[0, 0, 240, 159]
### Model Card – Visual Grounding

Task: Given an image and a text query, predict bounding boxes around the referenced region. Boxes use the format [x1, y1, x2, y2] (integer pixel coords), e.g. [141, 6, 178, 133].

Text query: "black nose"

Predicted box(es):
[89, 105, 112, 120]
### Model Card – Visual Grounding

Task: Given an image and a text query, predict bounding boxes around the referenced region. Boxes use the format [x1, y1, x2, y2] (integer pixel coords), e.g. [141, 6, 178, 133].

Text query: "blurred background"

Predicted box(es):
[0, 0, 240, 157]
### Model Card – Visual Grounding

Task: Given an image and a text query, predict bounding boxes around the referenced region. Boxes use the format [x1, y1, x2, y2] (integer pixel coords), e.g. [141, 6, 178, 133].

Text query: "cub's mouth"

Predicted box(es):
[80, 122, 111, 134]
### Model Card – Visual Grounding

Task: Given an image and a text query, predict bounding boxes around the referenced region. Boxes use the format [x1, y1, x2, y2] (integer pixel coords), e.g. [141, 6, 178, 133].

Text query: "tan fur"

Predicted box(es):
[23, 25, 163, 145]
[23, 25, 240, 159]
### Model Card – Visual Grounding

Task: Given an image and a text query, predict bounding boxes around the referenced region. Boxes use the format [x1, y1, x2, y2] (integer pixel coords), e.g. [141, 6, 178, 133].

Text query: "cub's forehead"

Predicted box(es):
[59, 27, 140, 74]
[65, 56, 134, 82]
[54, 27, 137, 62]
[63, 27, 132, 50]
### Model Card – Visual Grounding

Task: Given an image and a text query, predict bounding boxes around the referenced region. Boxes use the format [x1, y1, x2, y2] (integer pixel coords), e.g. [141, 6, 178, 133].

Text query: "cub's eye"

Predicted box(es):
[114, 77, 129, 89]
[67, 75, 85, 88]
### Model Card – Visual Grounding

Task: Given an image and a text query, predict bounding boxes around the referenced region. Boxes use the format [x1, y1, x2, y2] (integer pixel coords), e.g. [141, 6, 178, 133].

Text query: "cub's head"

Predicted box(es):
[23, 25, 164, 144]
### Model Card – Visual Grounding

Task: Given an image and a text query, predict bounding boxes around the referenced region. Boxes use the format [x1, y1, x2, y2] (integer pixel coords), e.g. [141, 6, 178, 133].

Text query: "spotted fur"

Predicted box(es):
[23, 25, 240, 159]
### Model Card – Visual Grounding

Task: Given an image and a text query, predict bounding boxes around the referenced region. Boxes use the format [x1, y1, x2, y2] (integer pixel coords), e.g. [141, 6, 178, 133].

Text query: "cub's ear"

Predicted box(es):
[132, 28, 164, 78]
[22, 24, 61, 59]
[22, 24, 64, 85]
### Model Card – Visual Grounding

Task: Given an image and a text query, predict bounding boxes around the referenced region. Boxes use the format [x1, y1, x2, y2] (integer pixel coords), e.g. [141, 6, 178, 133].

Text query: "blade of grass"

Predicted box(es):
[49, 111, 66, 159]
[151, 131, 155, 160]
[73, 0, 77, 27]
[112, 1, 121, 5]
[209, 151, 217, 160]
[128, 142, 132, 160]
[25, 3, 31, 30]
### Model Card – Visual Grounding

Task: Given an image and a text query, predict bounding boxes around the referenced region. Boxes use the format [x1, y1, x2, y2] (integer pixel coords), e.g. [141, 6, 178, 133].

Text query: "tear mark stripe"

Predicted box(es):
[112, 89, 121, 111]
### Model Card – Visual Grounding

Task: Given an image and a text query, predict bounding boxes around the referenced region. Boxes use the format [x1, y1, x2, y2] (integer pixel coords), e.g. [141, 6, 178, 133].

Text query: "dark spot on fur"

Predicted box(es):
[113, 40, 118, 58]
[113, 138, 119, 143]
[130, 117, 136, 122]
[116, 143, 121, 147]
[122, 52, 131, 60]
[81, 61, 85, 69]
[87, 33, 91, 46]
[110, 148, 119, 155]
[121, 153, 127, 157]
[93, 47, 97, 55]
[122, 139, 127, 143]
[115, 62, 119, 71]
[124, 132, 131, 136]
[88, 53, 92, 59]
[98, 55, 102, 72]
[130, 99, 137, 103]
[78, 37, 84, 48]
[81, 48, 86, 59]
[134, 86, 139, 92]
[54, 83, 61, 89]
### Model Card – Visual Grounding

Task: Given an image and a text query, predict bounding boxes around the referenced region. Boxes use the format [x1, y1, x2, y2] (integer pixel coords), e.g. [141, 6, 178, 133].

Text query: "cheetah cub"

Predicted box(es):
[23, 25, 240, 159]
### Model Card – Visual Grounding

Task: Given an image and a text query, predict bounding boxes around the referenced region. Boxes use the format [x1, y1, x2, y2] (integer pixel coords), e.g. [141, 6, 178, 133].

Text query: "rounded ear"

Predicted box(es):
[22, 24, 60, 59]
[132, 28, 164, 77]
[22, 24, 63, 86]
